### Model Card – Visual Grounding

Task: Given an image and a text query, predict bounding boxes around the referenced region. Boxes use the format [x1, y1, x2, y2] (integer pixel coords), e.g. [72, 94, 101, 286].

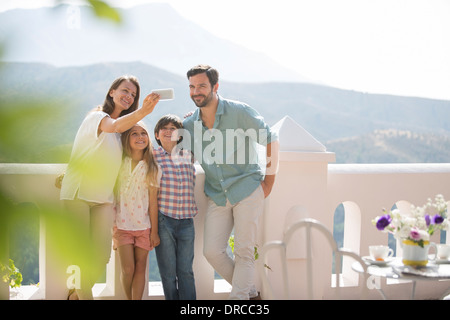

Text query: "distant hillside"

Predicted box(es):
[224, 82, 450, 143]
[1, 61, 450, 164]
[327, 129, 450, 163]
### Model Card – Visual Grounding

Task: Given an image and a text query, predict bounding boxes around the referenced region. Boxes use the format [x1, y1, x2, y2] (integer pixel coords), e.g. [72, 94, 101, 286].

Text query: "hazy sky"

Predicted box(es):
[1, 0, 449, 101]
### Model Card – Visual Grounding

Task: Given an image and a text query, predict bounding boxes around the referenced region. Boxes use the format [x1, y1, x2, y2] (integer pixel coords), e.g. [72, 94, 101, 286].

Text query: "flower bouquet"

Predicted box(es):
[373, 194, 449, 266]
[373, 194, 449, 248]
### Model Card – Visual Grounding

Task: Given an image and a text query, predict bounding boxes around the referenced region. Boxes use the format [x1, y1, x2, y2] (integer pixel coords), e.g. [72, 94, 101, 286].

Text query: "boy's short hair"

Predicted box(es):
[154, 114, 183, 146]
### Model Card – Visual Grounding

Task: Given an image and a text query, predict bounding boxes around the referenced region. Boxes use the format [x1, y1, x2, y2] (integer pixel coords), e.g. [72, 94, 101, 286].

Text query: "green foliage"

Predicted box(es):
[0, 259, 23, 288]
[228, 235, 272, 271]
[54, 0, 121, 23]
[0, 101, 70, 163]
[87, 0, 121, 23]
[228, 235, 234, 253]
[0, 96, 108, 293]
[8, 203, 39, 285]
[0, 194, 100, 289]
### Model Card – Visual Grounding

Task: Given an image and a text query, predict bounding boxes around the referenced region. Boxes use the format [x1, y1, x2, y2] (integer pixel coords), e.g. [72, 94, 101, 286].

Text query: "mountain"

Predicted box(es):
[0, 3, 310, 84]
[221, 82, 450, 143]
[327, 129, 450, 163]
[1, 61, 450, 164]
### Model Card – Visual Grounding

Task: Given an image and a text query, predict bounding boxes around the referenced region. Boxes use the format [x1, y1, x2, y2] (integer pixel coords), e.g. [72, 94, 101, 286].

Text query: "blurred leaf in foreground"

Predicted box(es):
[0, 102, 69, 163]
[87, 0, 122, 23]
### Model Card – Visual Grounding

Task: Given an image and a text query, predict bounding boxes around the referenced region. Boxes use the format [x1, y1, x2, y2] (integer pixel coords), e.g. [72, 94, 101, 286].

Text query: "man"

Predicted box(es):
[182, 65, 279, 300]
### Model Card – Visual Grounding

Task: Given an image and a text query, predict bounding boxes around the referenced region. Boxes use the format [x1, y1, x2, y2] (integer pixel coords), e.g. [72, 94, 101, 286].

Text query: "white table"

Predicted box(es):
[352, 258, 450, 300]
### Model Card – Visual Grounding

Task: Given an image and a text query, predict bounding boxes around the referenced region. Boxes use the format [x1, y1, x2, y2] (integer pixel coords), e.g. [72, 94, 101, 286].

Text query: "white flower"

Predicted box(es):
[441, 219, 450, 231]
[374, 194, 448, 244]
[396, 225, 411, 240]
[403, 216, 417, 227]
[419, 229, 430, 241]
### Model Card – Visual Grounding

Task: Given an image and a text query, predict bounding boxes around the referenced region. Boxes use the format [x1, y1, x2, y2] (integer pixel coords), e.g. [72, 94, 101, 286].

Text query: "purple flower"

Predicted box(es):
[427, 214, 444, 225]
[376, 214, 392, 231]
[425, 215, 431, 226]
[433, 214, 444, 224]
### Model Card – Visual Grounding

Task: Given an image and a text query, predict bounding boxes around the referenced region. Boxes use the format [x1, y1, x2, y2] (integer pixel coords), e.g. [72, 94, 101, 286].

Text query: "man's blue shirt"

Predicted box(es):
[182, 95, 277, 206]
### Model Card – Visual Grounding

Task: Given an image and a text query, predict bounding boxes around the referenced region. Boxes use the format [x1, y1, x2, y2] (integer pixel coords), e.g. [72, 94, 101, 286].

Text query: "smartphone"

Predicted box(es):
[151, 88, 174, 100]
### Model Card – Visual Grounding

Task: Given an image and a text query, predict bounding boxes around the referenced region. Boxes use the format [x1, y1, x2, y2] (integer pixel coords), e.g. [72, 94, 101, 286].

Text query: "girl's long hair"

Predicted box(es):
[101, 75, 141, 117]
[121, 122, 159, 187]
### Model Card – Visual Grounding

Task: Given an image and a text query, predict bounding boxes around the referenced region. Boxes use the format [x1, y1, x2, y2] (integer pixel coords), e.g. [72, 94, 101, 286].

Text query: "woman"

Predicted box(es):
[60, 75, 160, 300]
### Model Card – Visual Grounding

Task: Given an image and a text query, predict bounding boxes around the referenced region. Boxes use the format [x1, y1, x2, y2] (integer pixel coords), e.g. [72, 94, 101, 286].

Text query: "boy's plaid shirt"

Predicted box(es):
[153, 146, 198, 219]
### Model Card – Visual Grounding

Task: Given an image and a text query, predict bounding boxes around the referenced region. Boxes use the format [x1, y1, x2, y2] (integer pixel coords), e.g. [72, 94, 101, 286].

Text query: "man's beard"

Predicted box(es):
[191, 90, 214, 108]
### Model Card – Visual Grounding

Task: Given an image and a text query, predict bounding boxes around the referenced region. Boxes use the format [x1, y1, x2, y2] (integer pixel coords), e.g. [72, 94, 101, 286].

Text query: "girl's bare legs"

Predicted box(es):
[118, 244, 135, 300]
[132, 247, 149, 300]
[118, 245, 149, 300]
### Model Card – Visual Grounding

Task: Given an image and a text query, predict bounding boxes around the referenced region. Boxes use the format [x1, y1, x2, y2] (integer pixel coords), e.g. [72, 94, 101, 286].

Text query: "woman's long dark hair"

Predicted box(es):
[101, 75, 141, 117]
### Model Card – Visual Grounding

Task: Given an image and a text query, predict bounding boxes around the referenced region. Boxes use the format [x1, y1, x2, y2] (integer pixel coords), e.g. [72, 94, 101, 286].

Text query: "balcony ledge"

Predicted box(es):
[329, 163, 450, 174]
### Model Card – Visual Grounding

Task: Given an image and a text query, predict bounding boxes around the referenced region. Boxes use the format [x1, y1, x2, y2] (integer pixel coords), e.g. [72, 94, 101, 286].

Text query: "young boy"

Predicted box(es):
[153, 114, 198, 300]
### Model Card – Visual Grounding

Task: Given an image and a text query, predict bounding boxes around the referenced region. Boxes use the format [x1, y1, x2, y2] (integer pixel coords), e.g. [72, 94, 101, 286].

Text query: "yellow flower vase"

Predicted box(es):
[402, 240, 437, 266]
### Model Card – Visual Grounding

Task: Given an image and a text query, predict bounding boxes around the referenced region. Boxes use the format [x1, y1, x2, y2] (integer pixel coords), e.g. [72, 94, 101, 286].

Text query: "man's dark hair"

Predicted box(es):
[186, 64, 219, 87]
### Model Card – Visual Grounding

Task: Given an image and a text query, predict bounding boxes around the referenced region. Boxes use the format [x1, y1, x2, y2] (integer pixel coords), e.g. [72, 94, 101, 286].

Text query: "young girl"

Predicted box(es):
[113, 121, 161, 300]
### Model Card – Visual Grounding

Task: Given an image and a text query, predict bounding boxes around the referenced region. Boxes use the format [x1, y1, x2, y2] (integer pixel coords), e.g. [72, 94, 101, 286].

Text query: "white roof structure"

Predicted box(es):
[271, 116, 327, 152]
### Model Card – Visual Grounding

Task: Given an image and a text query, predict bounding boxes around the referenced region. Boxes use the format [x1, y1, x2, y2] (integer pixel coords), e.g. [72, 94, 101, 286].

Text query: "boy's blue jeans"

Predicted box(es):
[155, 212, 196, 300]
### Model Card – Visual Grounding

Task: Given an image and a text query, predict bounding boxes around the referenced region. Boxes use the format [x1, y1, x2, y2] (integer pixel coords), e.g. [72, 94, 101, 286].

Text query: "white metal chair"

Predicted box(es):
[257, 217, 369, 299]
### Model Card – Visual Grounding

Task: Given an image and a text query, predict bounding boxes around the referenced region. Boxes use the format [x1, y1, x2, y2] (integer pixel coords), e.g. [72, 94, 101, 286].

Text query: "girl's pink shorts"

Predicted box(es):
[113, 227, 153, 251]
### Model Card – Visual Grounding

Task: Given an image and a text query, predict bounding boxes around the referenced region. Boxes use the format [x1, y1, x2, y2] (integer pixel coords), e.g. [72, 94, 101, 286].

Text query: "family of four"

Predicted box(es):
[59, 64, 279, 300]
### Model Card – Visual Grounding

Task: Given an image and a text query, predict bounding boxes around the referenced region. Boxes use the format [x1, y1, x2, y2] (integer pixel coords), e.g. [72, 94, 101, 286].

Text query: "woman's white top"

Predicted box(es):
[60, 110, 122, 204]
[115, 156, 161, 230]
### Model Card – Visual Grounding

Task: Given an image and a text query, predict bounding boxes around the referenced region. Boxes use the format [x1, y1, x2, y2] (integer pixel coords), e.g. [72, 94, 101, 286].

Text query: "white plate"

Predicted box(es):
[435, 258, 450, 264]
[363, 256, 395, 265]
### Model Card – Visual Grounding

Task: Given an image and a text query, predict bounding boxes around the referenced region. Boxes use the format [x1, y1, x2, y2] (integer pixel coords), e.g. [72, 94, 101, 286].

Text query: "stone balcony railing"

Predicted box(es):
[1, 116, 449, 300]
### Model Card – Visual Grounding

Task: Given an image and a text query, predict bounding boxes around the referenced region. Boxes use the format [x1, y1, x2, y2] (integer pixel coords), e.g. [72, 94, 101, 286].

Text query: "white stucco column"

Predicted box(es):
[259, 116, 335, 299]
